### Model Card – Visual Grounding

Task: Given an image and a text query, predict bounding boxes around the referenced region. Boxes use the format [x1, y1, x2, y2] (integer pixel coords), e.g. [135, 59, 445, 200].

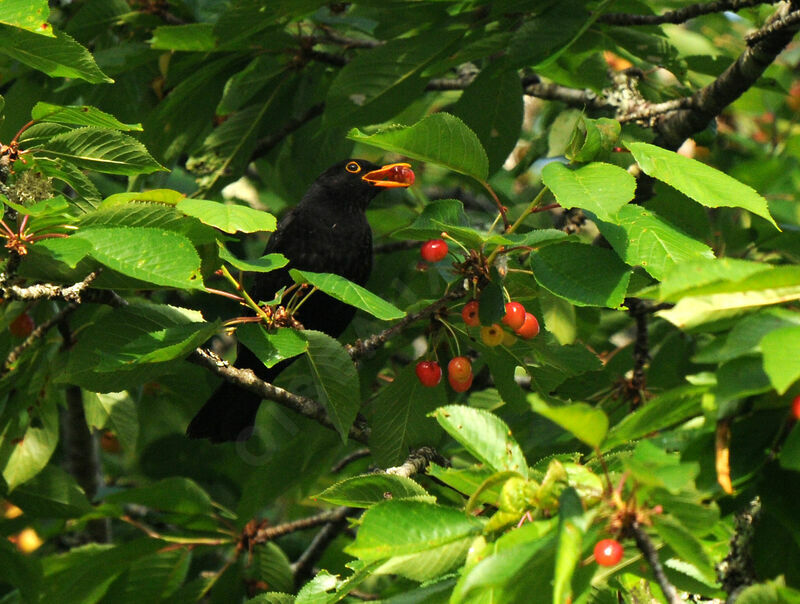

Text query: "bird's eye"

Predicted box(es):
[345, 162, 361, 173]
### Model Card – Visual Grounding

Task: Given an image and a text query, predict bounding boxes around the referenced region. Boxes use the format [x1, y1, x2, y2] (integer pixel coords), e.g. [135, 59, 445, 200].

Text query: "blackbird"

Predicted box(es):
[187, 159, 415, 442]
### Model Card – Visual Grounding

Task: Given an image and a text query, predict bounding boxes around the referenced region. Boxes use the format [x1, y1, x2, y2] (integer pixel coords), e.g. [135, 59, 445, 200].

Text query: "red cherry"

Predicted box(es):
[514, 313, 539, 339]
[421, 239, 448, 263]
[448, 371, 473, 393]
[480, 324, 504, 347]
[415, 361, 442, 387]
[462, 300, 480, 327]
[9, 313, 34, 338]
[448, 356, 472, 382]
[502, 302, 526, 330]
[594, 539, 623, 566]
[792, 394, 800, 420]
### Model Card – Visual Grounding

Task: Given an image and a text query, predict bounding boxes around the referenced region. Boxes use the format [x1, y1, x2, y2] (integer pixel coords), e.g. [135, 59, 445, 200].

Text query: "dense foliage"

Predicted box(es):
[1, 1, 800, 602]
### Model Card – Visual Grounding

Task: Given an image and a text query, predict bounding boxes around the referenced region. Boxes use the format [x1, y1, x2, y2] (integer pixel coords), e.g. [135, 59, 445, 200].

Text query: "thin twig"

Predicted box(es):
[385, 446, 446, 478]
[188, 348, 370, 444]
[331, 448, 371, 473]
[2, 303, 78, 376]
[631, 521, 681, 604]
[251, 509, 352, 545]
[746, 8, 800, 44]
[600, 0, 775, 25]
[346, 287, 467, 360]
[291, 506, 354, 588]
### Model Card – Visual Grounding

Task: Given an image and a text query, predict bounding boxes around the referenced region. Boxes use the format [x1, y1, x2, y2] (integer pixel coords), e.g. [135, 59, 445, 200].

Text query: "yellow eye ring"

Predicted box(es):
[345, 161, 361, 173]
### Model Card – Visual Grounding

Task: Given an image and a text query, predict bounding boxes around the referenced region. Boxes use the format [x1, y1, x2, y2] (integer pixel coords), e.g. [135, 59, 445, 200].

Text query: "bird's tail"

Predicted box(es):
[186, 380, 262, 443]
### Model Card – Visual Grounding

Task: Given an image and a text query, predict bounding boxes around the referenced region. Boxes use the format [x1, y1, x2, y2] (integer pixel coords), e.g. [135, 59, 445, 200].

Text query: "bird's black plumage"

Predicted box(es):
[187, 159, 413, 442]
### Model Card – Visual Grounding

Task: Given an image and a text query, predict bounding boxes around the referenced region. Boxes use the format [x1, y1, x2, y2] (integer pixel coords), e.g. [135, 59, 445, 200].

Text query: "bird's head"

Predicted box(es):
[310, 159, 415, 211]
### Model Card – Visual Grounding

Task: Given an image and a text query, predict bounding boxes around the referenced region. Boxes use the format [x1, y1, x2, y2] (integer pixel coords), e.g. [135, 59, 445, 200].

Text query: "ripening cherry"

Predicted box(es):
[448, 356, 472, 382]
[501, 302, 526, 330]
[420, 239, 448, 263]
[791, 394, 800, 420]
[448, 371, 473, 393]
[415, 361, 442, 387]
[480, 324, 504, 347]
[9, 313, 34, 338]
[514, 313, 540, 339]
[462, 300, 480, 327]
[594, 539, 623, 566]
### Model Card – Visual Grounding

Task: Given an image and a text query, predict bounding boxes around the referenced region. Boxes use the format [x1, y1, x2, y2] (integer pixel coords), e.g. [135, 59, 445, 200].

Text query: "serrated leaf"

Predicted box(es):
[302, 330, 360, 442]
[368, 362, 446, 468]
[73, 227, 203, 289]
[290, 269, 404, 321]
[596, 204, 715, 280]
[6, 465, 92, 518]
[348, 113, 489, 181]
[392, 198, 469, 241]
[217, 55, 287, 114]
[657, 258, 770, 301]
[102, 548, 190, 604]
[317, 473, 430, 508]
[326, 32, 461, 127]
[528, 394, 608, 449]
[508, 0, 592, 68]
[237, 324, 308, 369]
[530, 241, 631, 308]
[542, 162, 635, 221]
[2, 397, 58, 491]
[346, 500, 484, 561]
[0, 25, 111, 83]
[627, 141, 778, 229]
[37, 127, 164, 175]
[761, 325, 800, 394]
[2, 194, 69, 216]
[432, 405, 528, 478]
[624, 440, 699, 493]
[652, 515, 716, 583]
[177, 198, 276, 234]
[255, 543, 294, 595]
[84, 392, 138, 453]
[31, 102, 141, 131]
[0, 0, 51, 34]
[100, 189, 184, 207]
[104, 478, 214, 516]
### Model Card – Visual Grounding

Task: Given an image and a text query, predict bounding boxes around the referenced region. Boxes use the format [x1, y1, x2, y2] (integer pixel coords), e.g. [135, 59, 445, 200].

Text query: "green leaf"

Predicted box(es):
[451, 59, 523, 175]
[102, 548, 191, 604]
[73, 227, 203, 289]
[392, 198, 469, 241]
[780, 425, 800, 473]
[236, 324, 308, 369]
[83, 392, 139, 454]
[375, 538, 473, 582]
[99, 189, 185, 207]
[177, 198, 276, 234]
[37, 127, 164, 175]
[596, 204, 715, 280]
[432, 405, 528, 478]
[657, 258, 769, 301]
[624, 440, 699, 493]
[317, 473, 430, 508]
[255, 543, 294, 595]
[348, 113, 489, 181]
[508, 0, 592, 68]
[0, 540, 41, 603]
[31, 102, 141, 131]
[652, 515, 716, 584]
[554, 488, 587, 604]
[657, 266, 800, 329]
[0, 0, 51, 34]
[217, 55, 287, 115]
[302, 330, 361, 443]
[290, 269, 404, 321]
[94, 322, 221, 371]
[2, 194, 69, 216]
[6, 465, 92, 518]
[346, 500, 484, 561]
[150, 24, 216, 51]
[693, 310, 800, 364]
[104, 477, 214, 516]
[528, 394, 608, 449]
[627, 141, 778, 229]
[542, 162, 635, 221]
[761, 325, 800, 394]
[326, 32, 461, 127]
[530, 241, 631, 308]
[368, 362, 446, 468]
[1, 396, 58, 491]
[604, 386, 705, 450]
[0, 25, 110, 82]
[539, 288, 577, 345]
[218, 245, 288, 273]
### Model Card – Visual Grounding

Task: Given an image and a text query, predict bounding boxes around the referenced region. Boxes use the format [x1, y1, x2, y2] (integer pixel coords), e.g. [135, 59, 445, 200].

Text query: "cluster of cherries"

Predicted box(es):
[415, 239, 540, 392]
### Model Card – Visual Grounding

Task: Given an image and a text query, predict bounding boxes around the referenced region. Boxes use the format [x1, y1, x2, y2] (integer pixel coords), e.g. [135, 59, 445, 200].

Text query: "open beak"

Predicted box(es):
[362, 163, 415, 188]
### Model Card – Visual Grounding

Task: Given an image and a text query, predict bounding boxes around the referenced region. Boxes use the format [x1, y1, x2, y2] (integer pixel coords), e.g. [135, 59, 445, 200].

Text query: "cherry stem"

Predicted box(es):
[10, 120, 36, 145]
[480, 180, 510, 231]
[223, 316, 264, 327]
[0, 220, 16, 238]
[205, 287, 245, 302]
[18, 214, 29, 235]
[218, 265, 271, 323]
[28, 233, 69, 242]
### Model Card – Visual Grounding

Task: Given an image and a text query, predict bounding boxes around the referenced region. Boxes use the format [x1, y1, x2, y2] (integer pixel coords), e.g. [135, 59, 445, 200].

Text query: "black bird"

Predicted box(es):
[187, 159, 415, 442]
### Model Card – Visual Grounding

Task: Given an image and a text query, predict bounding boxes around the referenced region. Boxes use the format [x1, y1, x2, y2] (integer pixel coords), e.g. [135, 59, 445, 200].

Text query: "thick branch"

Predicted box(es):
[655, 2, 800, 147]
[252, 508, 352, 545]
[188, 348, 370, 443]
[600, 0, 776, 26]
[385, 446, 446, 478]
[631, 521, 681, 604]
[0, 270, 100, 302]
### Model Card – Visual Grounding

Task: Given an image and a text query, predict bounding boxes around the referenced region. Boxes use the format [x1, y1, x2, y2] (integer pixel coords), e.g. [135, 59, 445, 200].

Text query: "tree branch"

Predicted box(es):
[2, 302, 78, 376]
[251, 508, 352, 546]
[385, 446, 446, 478]
[631, 521, 681, 604]
[291, 506, 354, 588]
[599, 0, 777, 26]
[0, 270, 100, 302]
[188, 348, 370, 443]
